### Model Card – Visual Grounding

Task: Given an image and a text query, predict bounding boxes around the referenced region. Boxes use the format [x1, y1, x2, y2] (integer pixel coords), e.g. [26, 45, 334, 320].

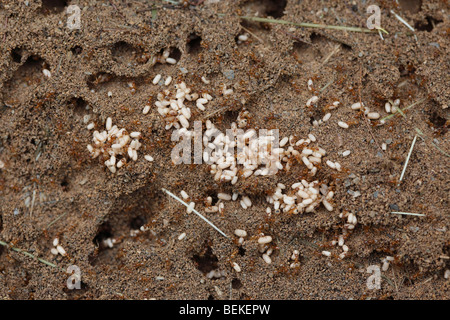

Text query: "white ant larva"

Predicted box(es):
[322, 250, 331, 257]
[338, 121, 349, 129]
[42, 69, 51, 78]
[306, 96, 319, 106]
[367, 112, 380, 119]
[326, 160, 336, 169]
[307, 79, 313, 91]
[238, 34, 248, 42]
[166, 58, 177, 64]
[351, 102, 363, 110]
[56, 245, 67, 256]
[308, 133, 316, 142]
[180, 190, 189, 200]
[201, 76, 210, 84]
[385, 102, 391, 113]
[186, 202, 195, 214]
[322, 199, 333, 211]
[106, 117, 112, 131]
[234, 229, 247, 237]
[242, 196, 252, 207]
[262, 254, 272, 264]
[279, 137, 289, 147]
[218, 193, 232, 201]
[152, 74, 162, 85]
[258, 235, 272, 244]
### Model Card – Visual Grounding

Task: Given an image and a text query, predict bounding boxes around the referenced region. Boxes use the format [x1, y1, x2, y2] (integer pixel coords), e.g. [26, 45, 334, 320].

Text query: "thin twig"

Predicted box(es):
[319, 78, 334, 93]
[399, 135, 417, 183]
[161, 188, 229, 238]
[240, 25, 264, 44]
[321, 44, 340, 67]
[391, 211, 426, 217]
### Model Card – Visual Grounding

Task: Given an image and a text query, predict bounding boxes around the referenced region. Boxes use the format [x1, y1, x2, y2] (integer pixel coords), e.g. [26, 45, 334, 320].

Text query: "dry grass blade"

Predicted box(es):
[380, 98, 426, 122]
[0, 240, 64, 271]
[219, 14, 385, 34]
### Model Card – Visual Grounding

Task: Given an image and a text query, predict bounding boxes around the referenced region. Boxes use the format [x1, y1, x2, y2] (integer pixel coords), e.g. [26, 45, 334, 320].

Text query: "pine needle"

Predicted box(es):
[391, 211, 426, 217]
[161, 188, 229, 238]
[390, 10, 415, 32]
[399, 135, 417, 183]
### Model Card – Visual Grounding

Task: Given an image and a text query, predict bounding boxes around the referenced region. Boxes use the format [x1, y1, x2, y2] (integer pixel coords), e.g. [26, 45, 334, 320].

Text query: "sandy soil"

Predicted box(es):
[0, 0, 448, 300]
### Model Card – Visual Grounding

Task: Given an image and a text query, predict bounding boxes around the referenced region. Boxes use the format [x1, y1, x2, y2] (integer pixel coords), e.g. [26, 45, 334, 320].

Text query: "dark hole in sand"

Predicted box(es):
[71, 45, 83, 55]
[130, 216, 146, 230]
[415, 16, 442, 32]
[11, 48, 22, 63]
[93, 222, 113, 247]
[169, 47, 182, 61]
[264, 0, 287, 18]
[206, 190, 219, 205]
[231, 278, 243, 289]
[15, 55, 47, 79]
[223, 110, 240, 127]
[187, 33, 202, 55]
[399, 63, 416, 77]
[68, 97, 87, 116]
[429, 112, 447, 134]
[60, 177, 69, 191]
[41, 0, 68, 13]
[238, 246, 246, 256]
[192, 243, 219, 274]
